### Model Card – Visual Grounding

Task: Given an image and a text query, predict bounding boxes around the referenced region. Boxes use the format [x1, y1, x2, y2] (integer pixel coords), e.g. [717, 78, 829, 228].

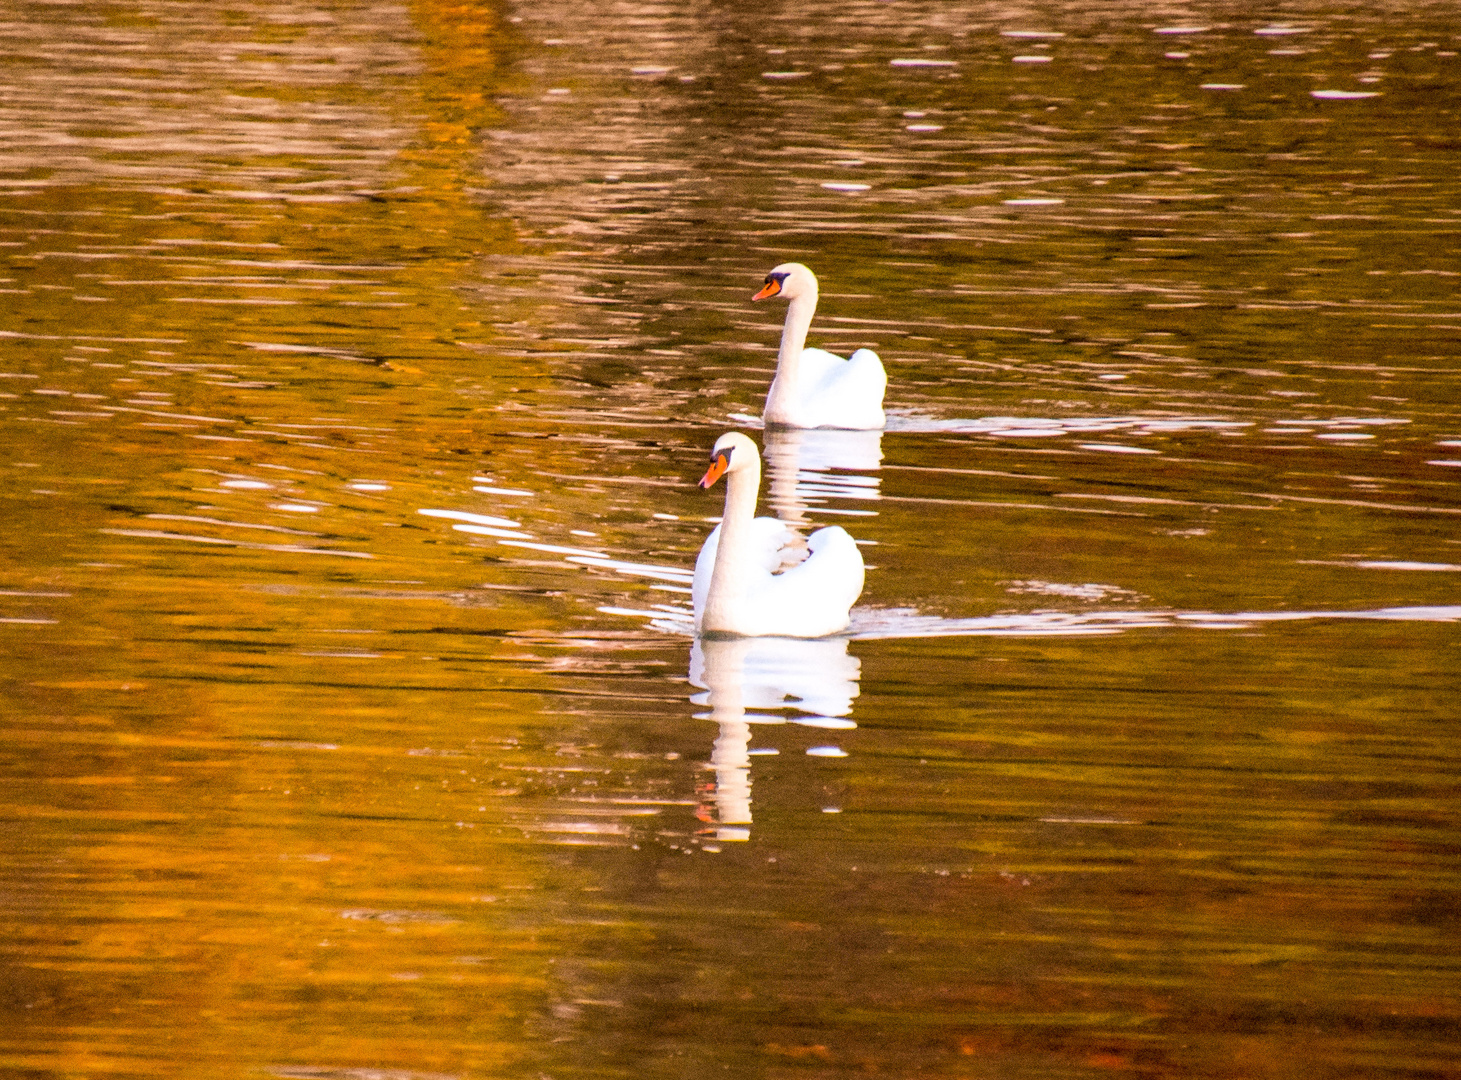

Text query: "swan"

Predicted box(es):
[693, 431, 864, 638]
[753, 262, 887, 430]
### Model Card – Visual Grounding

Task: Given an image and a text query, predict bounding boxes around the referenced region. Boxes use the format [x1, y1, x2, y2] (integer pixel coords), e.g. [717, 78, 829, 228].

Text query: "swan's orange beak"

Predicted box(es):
[699, 452, 730, 489]
[752, 278, 781, 301]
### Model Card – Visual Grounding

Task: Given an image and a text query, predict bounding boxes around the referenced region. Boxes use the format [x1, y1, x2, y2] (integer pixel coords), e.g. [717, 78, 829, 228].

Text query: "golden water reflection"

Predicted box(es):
[2, 0, 1460, 1078]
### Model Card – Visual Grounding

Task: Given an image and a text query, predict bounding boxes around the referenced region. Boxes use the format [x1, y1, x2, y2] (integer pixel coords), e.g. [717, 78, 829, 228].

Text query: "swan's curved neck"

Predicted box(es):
[703, 456, 762, 633]
[764, 287, 818, 424]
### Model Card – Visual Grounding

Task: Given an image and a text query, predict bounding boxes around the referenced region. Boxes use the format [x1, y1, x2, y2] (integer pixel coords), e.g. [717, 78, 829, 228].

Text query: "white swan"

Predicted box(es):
[753, 262, 887, 430]
[693, 432, 865, 638]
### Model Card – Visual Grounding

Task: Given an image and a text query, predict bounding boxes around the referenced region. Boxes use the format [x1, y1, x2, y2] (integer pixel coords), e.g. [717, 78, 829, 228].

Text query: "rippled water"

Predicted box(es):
[3, 1, 1460, 1077]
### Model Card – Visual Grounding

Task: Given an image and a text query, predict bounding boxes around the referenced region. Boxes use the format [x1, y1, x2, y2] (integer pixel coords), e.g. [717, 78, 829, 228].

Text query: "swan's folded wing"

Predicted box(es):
[748, 516, 794, 572]
[755, 524, 865, 635]
[801, 525, 866, 603]
[847, 348, 888, 396]
[799, 347, 886, 430]
[692, 517, 794, 616]
[797, 346, 853, 388]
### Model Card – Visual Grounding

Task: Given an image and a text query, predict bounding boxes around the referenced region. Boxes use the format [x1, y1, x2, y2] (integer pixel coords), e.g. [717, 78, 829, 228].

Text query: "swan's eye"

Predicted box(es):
[752, 273, 787, 301]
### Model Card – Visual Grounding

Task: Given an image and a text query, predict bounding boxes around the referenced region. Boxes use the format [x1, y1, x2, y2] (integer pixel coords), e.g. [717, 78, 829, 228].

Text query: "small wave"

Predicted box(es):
[609, 603, 1461, 641]
[883, 412, 1251, 438]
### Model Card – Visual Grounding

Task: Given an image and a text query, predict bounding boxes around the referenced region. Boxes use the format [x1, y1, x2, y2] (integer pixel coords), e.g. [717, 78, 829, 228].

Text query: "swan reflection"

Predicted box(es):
[761, 425, 883, 526]
[688, 634, 860, 841]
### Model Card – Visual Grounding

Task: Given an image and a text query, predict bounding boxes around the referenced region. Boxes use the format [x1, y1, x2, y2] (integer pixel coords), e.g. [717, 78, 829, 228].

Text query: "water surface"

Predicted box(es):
[2, 2, 1459, 1078]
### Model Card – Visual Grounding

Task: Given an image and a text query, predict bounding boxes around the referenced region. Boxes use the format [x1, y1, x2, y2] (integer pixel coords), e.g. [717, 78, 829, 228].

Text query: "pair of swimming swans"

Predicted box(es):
[693, 264, 885, 638]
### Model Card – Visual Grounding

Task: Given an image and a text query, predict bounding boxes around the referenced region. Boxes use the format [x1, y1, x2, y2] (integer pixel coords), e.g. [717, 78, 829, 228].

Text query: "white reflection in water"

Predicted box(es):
[688, 635, 860, 840]
[417, 507, 520, 530]
[1079, 442, 1160, 455]
[761, 426, 883, 525]
[848, 605, 1461, 638]
[631, 602, 1461, 640]
[884, 412, 1252, 438]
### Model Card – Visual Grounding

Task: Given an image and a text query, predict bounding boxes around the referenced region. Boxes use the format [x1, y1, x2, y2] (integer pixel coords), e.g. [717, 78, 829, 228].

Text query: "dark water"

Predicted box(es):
[3, 2, 1460, 1078]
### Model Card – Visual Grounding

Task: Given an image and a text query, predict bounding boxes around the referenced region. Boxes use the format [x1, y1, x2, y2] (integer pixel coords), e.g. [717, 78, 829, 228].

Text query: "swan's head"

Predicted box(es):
[752, 262, 817, 303]
[698, 431, 759, 489]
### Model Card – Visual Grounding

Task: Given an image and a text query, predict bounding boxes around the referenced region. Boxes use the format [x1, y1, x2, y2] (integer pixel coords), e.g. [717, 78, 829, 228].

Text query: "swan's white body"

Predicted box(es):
[693, 432, 864, 638]
[755, 262, 886, 430]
